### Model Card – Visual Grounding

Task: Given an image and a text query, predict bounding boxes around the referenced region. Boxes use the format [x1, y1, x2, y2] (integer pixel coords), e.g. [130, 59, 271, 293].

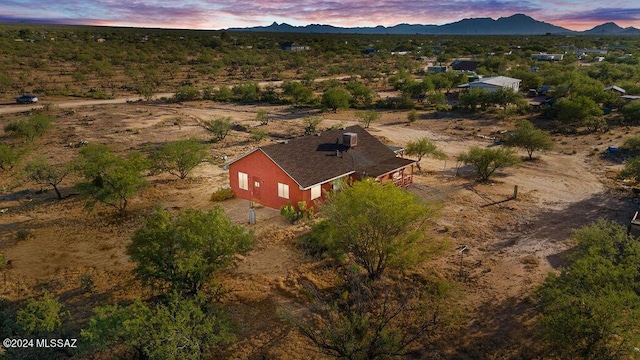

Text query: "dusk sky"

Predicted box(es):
[1, 0, 639, 31]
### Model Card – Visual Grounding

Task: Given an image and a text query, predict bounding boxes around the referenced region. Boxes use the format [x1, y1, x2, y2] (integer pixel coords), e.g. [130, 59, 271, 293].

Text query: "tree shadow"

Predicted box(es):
[496, 191, 637, 268]
[438, 295, 541, 359]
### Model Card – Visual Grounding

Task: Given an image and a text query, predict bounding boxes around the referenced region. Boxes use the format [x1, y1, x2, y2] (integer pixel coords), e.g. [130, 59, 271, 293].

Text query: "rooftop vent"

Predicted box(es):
[343, 132, 357, 148]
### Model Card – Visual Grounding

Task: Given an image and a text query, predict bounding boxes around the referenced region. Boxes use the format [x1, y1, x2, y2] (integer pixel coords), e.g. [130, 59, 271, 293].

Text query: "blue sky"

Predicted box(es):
[1, 0, 639, 31]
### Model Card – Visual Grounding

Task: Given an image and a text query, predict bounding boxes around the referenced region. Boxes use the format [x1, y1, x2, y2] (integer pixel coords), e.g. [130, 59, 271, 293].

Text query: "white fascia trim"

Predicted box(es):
[299, 171, 355, 190]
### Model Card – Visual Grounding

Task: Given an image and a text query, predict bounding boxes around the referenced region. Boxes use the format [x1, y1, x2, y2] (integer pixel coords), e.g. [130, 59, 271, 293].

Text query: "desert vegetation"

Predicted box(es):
[1, 23, 640, 359]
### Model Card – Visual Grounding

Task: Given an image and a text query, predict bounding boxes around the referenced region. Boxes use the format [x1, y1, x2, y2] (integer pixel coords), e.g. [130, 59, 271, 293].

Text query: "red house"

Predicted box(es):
[225, 125, 416, 210]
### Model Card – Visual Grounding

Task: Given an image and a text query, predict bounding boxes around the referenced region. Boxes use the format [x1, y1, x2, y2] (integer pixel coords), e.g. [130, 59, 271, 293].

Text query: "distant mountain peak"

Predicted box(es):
[503, 13, 533, 19]
[229, 14, 640, 35]
[584, 21, 640, 35]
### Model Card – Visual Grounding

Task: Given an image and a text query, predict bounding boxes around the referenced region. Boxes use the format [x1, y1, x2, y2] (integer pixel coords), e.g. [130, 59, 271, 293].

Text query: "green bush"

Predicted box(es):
[210, 187, 235, 202]
[250, 130, 267, 142]
[302, 220, 336, 256]
[79, 273, 95, 293]
[280, 204, 301, 224]
[280, 201, 314, 224]
[173, 85, 200, 102]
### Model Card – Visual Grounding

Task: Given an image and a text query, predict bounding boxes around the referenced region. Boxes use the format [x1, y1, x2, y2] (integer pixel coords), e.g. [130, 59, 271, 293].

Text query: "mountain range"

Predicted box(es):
[229, 14, 640, 35]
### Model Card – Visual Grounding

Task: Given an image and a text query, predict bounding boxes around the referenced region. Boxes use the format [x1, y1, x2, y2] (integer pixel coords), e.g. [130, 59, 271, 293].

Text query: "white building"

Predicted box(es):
[531, 53, 564, 61]
[459, 76, 521, 93]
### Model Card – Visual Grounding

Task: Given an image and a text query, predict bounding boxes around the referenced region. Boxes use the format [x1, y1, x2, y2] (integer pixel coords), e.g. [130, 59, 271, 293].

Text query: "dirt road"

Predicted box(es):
[0, 93, 175, 115]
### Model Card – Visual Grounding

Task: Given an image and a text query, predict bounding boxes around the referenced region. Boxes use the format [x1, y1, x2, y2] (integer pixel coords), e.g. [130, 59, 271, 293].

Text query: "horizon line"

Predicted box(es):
[0, 13, 636, 33]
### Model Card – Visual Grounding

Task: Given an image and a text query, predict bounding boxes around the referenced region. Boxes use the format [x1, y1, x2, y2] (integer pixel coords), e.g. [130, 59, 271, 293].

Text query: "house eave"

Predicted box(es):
[373, 161, 417, 179]
[223, 148, 261, 170]
[299, 171, 355, 190]
[224, 148, 305, 189]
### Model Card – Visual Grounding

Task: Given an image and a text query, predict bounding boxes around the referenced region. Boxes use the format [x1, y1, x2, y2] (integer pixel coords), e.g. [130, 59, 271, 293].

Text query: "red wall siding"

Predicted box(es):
[229, 150, 307, 210]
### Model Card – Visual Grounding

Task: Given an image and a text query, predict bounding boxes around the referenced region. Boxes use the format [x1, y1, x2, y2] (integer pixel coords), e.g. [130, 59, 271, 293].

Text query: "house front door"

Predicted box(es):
[252, 176, 261, 200]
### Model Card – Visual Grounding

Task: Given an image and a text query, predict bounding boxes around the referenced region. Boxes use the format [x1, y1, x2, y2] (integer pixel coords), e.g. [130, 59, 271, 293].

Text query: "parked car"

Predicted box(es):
[16, 94, 38, 104]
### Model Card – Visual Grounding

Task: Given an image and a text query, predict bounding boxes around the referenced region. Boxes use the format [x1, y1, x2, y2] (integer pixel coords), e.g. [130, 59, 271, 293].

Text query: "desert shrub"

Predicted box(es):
[303, 117, 323, 135]
[302, 220, 336, 257]
[620, 157, 640, 182]
[621, 101, 640, 124]
[407, 109, 419, 123]
[76, 144, 149, 213]
[622, 136, 640, 153]
[537, 220, 640, 359]
[233, 82, 260, 102]
[173, 85, 200, 102]
[202, 116, 232, 142]
[210, 187, 235, 202]
[377, 95, 414, 109]
[281, 204, 302, 224]
[250, 130, 267, 142]
[280, 201, 314, 224]
[16, 293, 67, 336]
[289, 275, 455, 360]
[0, 144, 21, 171]
[0, 252, 5, 270]
[4, 113, 52, 142]
[15, 229, 33, 241]
[255, 109, 269, 125]
[210, 85, 233, 102]
[150, 138, 207, 179]
[81, 293, 235, 359]
[312, 180, 439, 279]
[356, 110, 380, 128]
[458, 146, 520, 181]
[128, 207, 253, 295]
[79, 274, 95, 293]
[321, 87, 351, 112]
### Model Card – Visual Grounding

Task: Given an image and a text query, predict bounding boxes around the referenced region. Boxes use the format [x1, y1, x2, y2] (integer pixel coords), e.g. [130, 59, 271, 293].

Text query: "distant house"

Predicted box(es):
[574, 49, 608, 59]
[283, 42, 308, 52]
[459, 76, 521, 93]
[451, 60, 480, 72]
[225, 125, 416, 210]
[531, 53, 564, 61]
[604, 85, 626, 94]
[426, 65, 448, 73]
[538, 85, 552, 95]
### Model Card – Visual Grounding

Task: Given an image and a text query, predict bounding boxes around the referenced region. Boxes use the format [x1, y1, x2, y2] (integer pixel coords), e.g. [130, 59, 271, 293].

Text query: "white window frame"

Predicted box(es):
[238, 172, 248, 190]
[310, 185, 321, 200]
[278, 183, 289, 199]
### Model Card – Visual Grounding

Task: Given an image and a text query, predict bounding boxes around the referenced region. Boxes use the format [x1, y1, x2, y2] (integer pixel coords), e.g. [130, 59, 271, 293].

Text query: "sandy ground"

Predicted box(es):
[0, 99, 636, 358]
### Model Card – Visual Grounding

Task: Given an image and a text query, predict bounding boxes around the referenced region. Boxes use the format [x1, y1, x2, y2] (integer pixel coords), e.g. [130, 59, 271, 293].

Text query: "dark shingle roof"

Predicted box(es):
[451, 60, 480, 71]
[253, 125, 414, 189]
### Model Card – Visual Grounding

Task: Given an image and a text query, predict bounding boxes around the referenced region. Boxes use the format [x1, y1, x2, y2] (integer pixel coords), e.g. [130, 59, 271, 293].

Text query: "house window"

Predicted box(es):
[278, 183, 289, 199]
[311, 185, 321, 200]
[238, 172, 248, 190]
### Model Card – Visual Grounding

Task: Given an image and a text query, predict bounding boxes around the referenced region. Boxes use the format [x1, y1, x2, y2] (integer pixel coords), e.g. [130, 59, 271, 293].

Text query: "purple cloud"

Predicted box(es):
[555, 7, 640, 21]
[0, 0, 637, 30]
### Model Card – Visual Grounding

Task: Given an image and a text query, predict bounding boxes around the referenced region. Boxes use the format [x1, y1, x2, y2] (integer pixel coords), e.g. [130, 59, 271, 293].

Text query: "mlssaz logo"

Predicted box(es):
[36, 339, 78, 348]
